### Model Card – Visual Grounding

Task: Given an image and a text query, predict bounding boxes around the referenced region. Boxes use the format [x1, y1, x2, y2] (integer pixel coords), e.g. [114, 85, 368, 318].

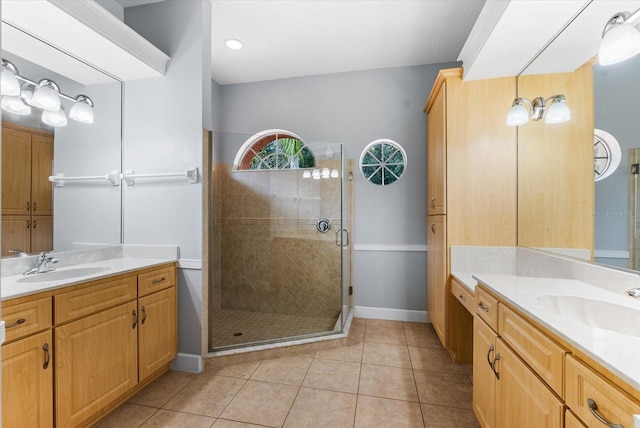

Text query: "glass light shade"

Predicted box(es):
[506, 103, 529, 126]
[312, 169, 321, 180]
[321, 167, 330, 178]
[31, 81, 61, 111]
[599, 23, 640, 65]
[20, 84, 33, 105]
[302, 170, 311, 178]
[1, 95, 31, 115]
[69, 98, 94, 124]
[225, 39, 243, 50]
[545, 101, 571, 124]
[42, 108, 67, 127]
[330, 169, 339, 178]
[1, 68, 20, 96]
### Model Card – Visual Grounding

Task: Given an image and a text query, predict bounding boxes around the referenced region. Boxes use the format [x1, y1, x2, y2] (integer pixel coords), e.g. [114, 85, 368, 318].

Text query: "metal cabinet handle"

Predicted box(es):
[431, 223, 436, 233]
[33, 202, 37, 212]
[132, 310, 137, 329]
[430, 198, 436, 209]
[486, 344, 495, 369]
[6, 318, 26, 328]
[478, 302, 489, 312]
[33, 219, 37, 229]
[492, 353, 500, 379]
[26, 201, 30, 211]
[587, 398, 623, 428]
[26, 219, 30, 229]
[151, 277, 166, 285]
[335, 229, 350, 247]
[459, 294, 467, 302]
[43, 343, 50, 369]
[141, 306, 147, 325]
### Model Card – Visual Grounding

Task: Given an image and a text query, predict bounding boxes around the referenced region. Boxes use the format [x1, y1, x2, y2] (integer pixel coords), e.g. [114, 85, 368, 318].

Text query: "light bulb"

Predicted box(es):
[1, 95, 31, 115]
[31, 79, 61, 112]
[599, 22, 640, 65]
[545, 99, 571, 124]
[42, 108, 67, 127]
[506, 100, 529, 126]
[69, 95, 94, 124]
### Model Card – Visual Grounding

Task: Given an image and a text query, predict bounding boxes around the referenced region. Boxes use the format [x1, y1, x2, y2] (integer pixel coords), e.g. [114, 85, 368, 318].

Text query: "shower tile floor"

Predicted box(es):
[211, 309, 339, 348]
[93, 318, 480, 428]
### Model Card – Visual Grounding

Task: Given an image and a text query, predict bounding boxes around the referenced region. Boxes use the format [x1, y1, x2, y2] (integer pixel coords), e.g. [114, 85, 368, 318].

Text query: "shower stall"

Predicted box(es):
[210, 134, 352, 351]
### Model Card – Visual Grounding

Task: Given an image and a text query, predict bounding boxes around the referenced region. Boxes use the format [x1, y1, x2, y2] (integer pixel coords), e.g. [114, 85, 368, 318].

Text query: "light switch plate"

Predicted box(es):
[0, 320, 5, 345]
[634, 414, 640, 428]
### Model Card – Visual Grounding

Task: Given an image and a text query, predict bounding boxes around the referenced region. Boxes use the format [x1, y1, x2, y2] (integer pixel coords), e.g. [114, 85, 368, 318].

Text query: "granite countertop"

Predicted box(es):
[1, 257, 175, 301]
[473, 273, 640, 393]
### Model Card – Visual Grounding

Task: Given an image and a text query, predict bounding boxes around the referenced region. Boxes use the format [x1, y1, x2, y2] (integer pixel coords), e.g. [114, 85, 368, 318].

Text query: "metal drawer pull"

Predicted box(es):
[26, 201, 30, 211]
[6, 318, 26, 328]
[486, 344, 495, 369]
[151, 277, 166, 285]
[478, 302, 489, 312]
[492, 353, 500, 379]
[141, 306, 147, 325]
[459, 294, 467, 302]
[587, 398, 623, 428]
[33, 202, 37, 212]
[431, 223, 436, 233]
[43, 343, 50, 369]
[132, 310, 138, 329]
[430, 198, 436, 209]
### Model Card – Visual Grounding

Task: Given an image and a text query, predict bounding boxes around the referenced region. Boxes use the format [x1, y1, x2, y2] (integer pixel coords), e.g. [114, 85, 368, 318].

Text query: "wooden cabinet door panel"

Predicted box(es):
[427, 215, 446, 345]
[427, 83, 446, 215]
[30, 135, 53, 215]
[55, 302, 138, 428]
[495, 338, 563, 428]
[1, 215, 31, 256]
[31, 215, 53, 255]
[473, 316, 496, 428]
[2, 127, 32, 215]
[138, 286, 177, 381]
[2, 330, 53, 428]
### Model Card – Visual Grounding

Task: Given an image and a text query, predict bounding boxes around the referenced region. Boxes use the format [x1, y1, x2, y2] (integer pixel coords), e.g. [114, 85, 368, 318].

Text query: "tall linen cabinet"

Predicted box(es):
[424, 68, 517, 362]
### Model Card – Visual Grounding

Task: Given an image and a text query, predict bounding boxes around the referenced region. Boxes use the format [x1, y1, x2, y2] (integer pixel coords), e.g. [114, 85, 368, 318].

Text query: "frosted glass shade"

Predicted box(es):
[331, 169, 339, 178]
[545, 101, 571, 124]
[599, 23, 640, 65]
[506, 103, 529, 126]
[302, 170, 311, 178]
[42, 108, 67, 127]
[1, 68, 20, 96]
[1, 95, 31, 115]
[31, 82, 61, 111]
[69, 98, 94, 123]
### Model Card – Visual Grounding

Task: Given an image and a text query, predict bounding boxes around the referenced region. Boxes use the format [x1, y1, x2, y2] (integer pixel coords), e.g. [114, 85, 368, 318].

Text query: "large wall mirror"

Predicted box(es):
[516, 0, 640, 270]
[1, 21, 123, 257]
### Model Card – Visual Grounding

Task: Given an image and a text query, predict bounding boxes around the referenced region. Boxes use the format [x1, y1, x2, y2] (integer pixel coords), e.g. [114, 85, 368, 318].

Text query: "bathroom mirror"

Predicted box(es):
[1, 21, 123, 256]
[516, 0, 640, 270]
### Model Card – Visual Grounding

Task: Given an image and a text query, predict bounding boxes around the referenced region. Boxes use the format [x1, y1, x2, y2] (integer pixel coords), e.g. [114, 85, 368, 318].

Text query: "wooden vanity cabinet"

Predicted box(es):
[424, 69, 517, 360]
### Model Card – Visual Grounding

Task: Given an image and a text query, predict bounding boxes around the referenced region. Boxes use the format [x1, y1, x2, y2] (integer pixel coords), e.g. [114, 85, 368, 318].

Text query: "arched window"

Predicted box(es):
[233, 129, 315, 170]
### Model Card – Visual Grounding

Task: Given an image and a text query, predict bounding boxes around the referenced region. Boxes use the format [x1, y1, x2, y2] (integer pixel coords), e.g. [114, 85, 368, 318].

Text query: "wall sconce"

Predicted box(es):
[1, 58, 95, 126]
[506, 95, 571, 126]
[599, 8, 640, 65]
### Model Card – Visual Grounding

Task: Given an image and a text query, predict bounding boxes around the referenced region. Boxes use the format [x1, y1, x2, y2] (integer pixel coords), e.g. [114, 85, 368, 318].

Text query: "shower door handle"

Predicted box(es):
[335, 229, 349, 247]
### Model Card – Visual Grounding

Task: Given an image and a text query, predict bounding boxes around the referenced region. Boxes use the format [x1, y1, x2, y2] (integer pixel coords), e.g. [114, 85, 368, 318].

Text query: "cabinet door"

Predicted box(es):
[473, 316, 496, 428]
[1, 215, 31, 256]
[2, 127, 32, 216]
[427, 215, 446, 345]
[495, 338, 563, 428]
[138, 286, 177, 381]
[427, 82, 446, 215]
[55, 302, 138, 427]
[31, 135, 53, 216]
[2, 330, 53, 428]
[30, 216, 53, 254]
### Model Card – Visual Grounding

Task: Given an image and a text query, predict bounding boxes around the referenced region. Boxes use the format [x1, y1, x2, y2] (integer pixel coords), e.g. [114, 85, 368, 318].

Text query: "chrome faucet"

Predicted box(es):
[8, 249, 28, 257]
[23, 252, 59, 275]
[627, 288, 640, 299]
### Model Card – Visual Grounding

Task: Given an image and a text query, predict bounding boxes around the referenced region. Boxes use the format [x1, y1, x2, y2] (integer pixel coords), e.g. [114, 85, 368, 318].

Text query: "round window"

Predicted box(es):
[359, 139, 407, 185]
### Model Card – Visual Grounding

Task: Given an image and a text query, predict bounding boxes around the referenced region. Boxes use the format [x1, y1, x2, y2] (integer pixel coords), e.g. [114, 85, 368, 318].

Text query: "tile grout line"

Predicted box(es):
[279, 354, 316, 427]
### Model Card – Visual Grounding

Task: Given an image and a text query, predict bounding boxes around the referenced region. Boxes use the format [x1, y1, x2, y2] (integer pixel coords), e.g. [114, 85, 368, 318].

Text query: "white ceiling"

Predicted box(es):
[211, 0, 485, 86]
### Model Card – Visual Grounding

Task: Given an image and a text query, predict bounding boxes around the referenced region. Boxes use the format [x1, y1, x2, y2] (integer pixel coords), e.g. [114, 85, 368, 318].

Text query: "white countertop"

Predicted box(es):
[473, 273, 640, 393]
[1, 257, 175, 301]
[450, 271, 476, 293]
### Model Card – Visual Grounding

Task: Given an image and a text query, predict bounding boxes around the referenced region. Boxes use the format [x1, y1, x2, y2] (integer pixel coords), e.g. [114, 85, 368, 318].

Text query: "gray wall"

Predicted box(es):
[124, 0, 211, 356]
[218, 62, 458, 311]
[594, 54, 640, 268]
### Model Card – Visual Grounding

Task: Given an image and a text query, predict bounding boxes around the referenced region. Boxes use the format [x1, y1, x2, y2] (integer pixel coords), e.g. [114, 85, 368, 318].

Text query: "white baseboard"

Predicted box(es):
[354, 306, 429, 323]
[170, 353, 203, 373]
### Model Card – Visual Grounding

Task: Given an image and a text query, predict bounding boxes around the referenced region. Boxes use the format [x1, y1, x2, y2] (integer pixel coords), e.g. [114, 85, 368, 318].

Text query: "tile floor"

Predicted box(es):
[93, 318, 480, 428]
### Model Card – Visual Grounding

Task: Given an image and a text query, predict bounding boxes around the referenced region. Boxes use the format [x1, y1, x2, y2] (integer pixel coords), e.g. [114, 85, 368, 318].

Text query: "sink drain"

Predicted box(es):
[233, 332, 243, 337]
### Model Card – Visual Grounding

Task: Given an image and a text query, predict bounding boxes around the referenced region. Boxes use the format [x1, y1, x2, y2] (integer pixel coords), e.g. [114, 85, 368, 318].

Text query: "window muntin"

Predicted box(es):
[234, 129, 315, 171]
[359, 139, 407, 185]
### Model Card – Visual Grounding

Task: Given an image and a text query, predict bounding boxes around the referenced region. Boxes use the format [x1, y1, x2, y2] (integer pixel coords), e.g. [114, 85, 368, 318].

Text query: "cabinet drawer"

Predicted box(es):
[2, 297, 52, 343]
[451, 278, 474, 314]
[138, 265, 176, 297]
[566, 355, 640, 428]
[499, 304, 566, 397]
[565, 410, 586, 428]
[55, 276, 137, 324]
[475, 286, 498, 331]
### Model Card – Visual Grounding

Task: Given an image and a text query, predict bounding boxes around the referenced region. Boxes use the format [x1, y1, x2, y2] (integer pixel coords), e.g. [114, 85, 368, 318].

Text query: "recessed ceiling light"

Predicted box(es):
[225, 39, 243, 50]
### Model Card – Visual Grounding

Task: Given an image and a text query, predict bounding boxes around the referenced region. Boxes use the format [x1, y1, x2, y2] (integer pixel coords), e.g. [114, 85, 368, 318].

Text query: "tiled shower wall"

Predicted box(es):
[211, 161, 343, 318]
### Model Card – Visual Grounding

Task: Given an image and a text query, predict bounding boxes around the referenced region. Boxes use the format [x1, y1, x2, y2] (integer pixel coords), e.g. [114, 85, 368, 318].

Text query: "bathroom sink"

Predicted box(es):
[536, 295, 640, 337]
[17, 266, 111, 283]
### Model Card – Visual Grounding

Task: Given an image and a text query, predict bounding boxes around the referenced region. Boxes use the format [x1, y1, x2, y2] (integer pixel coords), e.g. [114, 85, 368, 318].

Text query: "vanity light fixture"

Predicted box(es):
[1, 59, 20, 96]
[225, 38, 243, 50]
[1, 57, 96, 124]
[506, 95, 571, 126]
[599, 8, 640, 65]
